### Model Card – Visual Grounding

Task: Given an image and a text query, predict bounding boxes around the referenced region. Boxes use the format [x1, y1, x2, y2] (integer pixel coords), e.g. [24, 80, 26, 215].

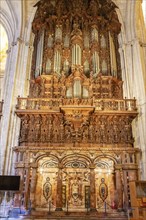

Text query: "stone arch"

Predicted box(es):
[125, 0, 136, 41]
[134, 0, 146, 41]
[0, 3, 15, 99]
[0, 10, 13, 43]
[61, 153, 92, 168]
[134, 0, 146, 89]
[34, 154, 59, 209]
[0, 24, 8, 99]
[94, 154, 118, 166]
[0, 0, 22, 43]
[35, 153, 59, 165]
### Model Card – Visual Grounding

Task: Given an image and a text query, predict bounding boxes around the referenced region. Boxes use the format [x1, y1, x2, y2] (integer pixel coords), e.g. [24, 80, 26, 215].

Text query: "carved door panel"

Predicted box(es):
[85, 186, 90, 208]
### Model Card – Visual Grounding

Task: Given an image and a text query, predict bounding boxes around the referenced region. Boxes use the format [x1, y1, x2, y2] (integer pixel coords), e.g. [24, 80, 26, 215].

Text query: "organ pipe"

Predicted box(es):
[35, 30, 44, 77]
[109, 32, 117, 77]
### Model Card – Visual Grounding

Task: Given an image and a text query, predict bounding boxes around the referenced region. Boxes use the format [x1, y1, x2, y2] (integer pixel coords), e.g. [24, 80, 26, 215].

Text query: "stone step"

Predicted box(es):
[22, 218, 128, 220]
[22, 217, 128, 220]
[21, 211, 128, 220]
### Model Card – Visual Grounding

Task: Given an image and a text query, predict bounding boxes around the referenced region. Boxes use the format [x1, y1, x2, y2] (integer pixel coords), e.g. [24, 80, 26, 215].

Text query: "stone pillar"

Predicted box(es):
[123, 170, 128, 210]
[30, 165, 37, 210]
[90, 164, 96, 211]
[110, 172, 116, 208]
[115, 167, 123, 210]
[24, 166, 31, 209]
[13, 167, 24, 208]
[55, 164, 63, 211]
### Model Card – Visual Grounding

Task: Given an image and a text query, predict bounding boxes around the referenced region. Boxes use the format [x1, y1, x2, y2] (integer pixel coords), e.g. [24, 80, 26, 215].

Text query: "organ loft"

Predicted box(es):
[14, 0, 140, 213]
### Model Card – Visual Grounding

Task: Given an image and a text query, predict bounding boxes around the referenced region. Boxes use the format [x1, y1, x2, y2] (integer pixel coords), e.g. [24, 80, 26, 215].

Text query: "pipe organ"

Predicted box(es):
[14, 0, 140, 214]
[31, 0, 121, 80]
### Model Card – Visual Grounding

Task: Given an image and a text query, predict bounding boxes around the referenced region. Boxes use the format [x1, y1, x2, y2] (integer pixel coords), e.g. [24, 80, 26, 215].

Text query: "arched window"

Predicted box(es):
[0, 24, 8, 99]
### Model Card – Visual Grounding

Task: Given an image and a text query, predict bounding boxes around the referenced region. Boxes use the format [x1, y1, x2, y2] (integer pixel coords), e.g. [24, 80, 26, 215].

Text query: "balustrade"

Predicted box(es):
[94, 98, 137, 111]
[16, 97, 137, 112]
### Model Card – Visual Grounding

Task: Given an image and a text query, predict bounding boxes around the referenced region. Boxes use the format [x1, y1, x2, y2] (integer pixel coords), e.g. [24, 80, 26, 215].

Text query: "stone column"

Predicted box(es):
[90, 164, 96, 211]
[110, 171, 116, 208]
[115, 166, 123, 210]
[123, 170, 128, 210]
[24, 166, 31, 209]
[13, 167, 24, 208]
[55, 164, 63, 211]
[30, 165, 37, 210]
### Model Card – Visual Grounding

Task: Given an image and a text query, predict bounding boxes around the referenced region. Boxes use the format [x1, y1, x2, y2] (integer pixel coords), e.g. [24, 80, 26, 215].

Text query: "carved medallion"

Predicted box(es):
[99, 178, 108, 202]
[43, 177, 52, 201]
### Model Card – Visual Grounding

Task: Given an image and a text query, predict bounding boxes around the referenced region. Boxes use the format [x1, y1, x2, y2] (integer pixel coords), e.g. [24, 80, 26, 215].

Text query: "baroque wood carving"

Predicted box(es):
[19, 113, 134, 145]
[14, 0, 140, 212]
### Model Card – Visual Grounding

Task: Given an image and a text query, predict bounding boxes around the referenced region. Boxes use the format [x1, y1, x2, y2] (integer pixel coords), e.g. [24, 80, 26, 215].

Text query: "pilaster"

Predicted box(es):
[55, 163, 63, 211]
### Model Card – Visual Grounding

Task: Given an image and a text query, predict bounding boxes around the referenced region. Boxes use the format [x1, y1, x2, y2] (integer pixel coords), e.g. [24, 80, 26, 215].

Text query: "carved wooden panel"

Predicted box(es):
[19, 113, 134, 145]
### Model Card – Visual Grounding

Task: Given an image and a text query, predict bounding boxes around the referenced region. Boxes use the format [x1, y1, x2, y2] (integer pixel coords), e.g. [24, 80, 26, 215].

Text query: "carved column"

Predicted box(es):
[90, 164, 96, 211]
[55, 164, 63, 211]
[30, 165, 38, 210]
[115, 166, 123, 210]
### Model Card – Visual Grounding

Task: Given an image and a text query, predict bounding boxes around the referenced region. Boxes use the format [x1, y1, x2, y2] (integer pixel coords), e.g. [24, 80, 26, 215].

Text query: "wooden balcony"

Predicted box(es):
[15, 97, 137, 115]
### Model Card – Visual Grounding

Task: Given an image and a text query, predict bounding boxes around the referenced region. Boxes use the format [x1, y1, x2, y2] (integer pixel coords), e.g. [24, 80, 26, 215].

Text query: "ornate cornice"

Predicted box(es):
[13, 145, 140, 153]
